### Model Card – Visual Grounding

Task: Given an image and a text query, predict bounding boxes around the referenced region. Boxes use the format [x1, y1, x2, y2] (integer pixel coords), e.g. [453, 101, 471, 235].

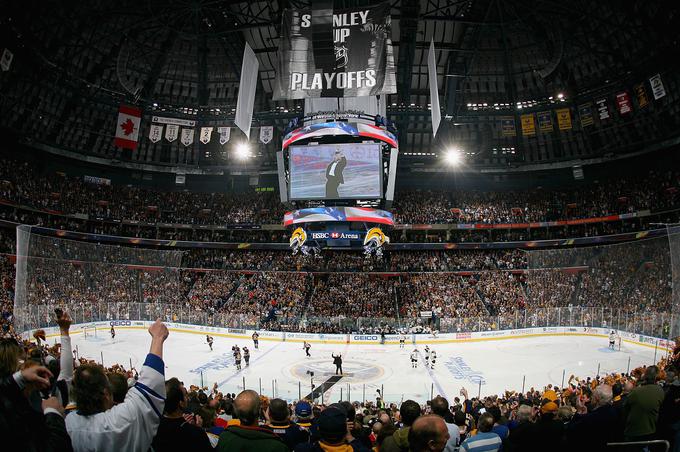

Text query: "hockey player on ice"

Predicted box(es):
[410, 349, 419, 368]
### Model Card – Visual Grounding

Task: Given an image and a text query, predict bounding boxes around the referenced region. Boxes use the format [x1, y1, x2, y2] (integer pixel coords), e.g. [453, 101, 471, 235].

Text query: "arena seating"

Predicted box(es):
[0, 158, 679, 244]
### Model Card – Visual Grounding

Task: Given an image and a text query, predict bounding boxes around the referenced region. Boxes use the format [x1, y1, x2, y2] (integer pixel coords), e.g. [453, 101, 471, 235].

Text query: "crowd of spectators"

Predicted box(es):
[392, 168, 680, 224]
[0, 158, 286, 225]
[398, 274, 489, 320]
[0, 230, 673, 337]
[4, 311, 680, 451]
[1, 157, 679, 234]
[308, 274, 396, 320]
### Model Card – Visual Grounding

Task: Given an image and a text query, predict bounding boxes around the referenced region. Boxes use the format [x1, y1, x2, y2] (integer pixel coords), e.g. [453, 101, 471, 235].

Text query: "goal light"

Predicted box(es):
[234, 143, 251, 160]
[444, 149, 463, 166]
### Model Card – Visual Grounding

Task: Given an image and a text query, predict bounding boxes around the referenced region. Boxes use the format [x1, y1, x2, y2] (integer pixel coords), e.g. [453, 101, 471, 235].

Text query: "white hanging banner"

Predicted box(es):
[180, 128, 195, 147]
[428, 40, 441, 137]
[218, 127, 231, 145]
[235, 42, 259, 139]
[165, 124, 179, 142]
[200, 127, 213, 144]
[148, 124, 163, 143]
[650, 74, 666, 100]
[259, 126, 274, 144]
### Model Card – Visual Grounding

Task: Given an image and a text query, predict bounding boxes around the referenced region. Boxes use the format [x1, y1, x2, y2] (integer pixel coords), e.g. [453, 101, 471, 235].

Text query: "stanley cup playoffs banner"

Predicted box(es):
[273, 2, 397, 100]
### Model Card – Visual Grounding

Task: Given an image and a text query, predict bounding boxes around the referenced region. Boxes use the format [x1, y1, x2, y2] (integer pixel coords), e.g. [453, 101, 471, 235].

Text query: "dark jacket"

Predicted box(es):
[333, 355, 342, 366]
[217, 424, 289, 452]
[657, 384, 680, 443]
[0, 374, 73, 452]
[533, 416, 566, 451]
[152, 416, 213, 452]
[567, 404, 620, 451]
[326, 157, 347, 184]
[380, 426, 410, 452]
[505, 420, 536, 452]
[265, 421, 311, 450]
[624, 383, 665, 438]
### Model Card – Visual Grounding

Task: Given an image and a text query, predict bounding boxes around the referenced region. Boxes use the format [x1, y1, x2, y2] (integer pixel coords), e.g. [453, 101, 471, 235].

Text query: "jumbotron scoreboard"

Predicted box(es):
[277, 112, 398, 252]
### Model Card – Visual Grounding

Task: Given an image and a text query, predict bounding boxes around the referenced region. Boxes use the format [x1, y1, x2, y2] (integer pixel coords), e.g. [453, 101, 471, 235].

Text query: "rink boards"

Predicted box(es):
[36, 320, 673, 353]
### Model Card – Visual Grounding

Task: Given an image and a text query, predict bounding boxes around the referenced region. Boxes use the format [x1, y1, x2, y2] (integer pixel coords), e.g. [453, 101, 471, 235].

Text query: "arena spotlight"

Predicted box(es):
[234, 143, 251, 160]
[444, 149, 463, 166]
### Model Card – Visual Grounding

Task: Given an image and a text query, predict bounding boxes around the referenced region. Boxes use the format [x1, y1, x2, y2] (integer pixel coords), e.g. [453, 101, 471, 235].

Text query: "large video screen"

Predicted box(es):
[289, 143, 382, 200]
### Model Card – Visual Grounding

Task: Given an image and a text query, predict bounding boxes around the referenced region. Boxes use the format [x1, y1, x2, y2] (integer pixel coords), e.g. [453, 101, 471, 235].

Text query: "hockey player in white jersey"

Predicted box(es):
[609, 331, 617, 350]
[430, 349, 437, 369]
[410, 349, 419, 368]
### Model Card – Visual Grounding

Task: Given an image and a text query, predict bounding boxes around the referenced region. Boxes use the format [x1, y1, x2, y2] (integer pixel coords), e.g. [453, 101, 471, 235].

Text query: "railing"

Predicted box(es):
[607, 440, 669, 451]
[18, 304, 674, 340]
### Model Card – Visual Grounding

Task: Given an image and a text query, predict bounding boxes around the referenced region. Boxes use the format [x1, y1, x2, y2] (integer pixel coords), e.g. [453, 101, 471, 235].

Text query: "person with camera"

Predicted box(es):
[0, 334, 73, 452]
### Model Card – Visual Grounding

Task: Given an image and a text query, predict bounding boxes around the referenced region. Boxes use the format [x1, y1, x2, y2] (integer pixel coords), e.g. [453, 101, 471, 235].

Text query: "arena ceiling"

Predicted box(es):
[0, 0, 678, 169]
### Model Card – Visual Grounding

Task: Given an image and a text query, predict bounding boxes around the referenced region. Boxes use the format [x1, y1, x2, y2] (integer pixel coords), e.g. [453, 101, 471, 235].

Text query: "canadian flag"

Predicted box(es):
[114, 105, 142, 150]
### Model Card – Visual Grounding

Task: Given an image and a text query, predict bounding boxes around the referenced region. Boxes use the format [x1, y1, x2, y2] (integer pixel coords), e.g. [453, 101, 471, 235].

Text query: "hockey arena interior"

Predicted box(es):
[1, 1, 680, 451]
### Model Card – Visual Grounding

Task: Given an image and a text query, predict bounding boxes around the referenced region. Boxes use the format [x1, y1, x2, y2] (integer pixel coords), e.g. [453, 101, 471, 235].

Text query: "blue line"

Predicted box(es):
[216, 342, 283, 388]
[418, 349, 449, 401]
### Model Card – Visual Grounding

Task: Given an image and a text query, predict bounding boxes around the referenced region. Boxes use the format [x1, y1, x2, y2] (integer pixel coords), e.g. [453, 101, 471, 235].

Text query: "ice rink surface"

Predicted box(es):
[68, 328, 661, 404]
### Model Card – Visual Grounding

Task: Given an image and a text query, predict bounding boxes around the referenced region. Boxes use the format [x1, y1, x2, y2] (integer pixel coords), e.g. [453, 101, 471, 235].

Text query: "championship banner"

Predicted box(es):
[616, 92, 632, 115]
[595, 98, 610, 120]
[260, 126, 274, 144]
[165, 125, 179, 142]
[520, 114, 536, 136]
[148, 124, 163, 143]
[578, 103, 594, 127]
[537, 111, 553, 133]
[199, 127, 213, 144]
[113, 105, 141, 150]
[634, 83, 649, 109]
[650, 74, 666, 100]
[152, 116, 196, 127]
[218, 127, 231, 145]
[555, 108, 572, 131]
[500, 117, 516, 136]
[180, 128, 195, 147]
[273, 2, 396, 99]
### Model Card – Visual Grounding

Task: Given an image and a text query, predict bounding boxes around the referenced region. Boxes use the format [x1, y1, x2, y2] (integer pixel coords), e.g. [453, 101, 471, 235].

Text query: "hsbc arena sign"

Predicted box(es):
[311, 231, 361, 240]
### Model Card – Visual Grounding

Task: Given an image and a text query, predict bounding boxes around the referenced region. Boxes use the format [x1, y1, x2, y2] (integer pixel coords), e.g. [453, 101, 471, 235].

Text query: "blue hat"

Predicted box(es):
[295, 401, 312, 418]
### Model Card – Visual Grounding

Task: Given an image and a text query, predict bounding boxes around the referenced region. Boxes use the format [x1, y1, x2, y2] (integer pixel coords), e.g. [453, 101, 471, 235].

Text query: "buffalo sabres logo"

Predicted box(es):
[334, 45, 348, 69]
[289, 227, 307, 255]
[363, 227, 389, 257]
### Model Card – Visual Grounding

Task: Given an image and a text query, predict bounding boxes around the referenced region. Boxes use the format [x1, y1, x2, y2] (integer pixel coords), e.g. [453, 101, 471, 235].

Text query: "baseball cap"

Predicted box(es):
[318, 407, 348, 442]
[295, 401, 312, 418]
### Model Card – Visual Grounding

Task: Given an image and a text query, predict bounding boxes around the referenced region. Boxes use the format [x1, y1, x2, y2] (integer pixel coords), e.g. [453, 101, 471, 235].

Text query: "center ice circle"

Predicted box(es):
[289, 359, 385, 383]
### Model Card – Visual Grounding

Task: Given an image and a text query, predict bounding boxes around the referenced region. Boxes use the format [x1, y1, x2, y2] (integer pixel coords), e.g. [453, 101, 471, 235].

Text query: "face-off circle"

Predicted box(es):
[288, 359, 387, 383]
